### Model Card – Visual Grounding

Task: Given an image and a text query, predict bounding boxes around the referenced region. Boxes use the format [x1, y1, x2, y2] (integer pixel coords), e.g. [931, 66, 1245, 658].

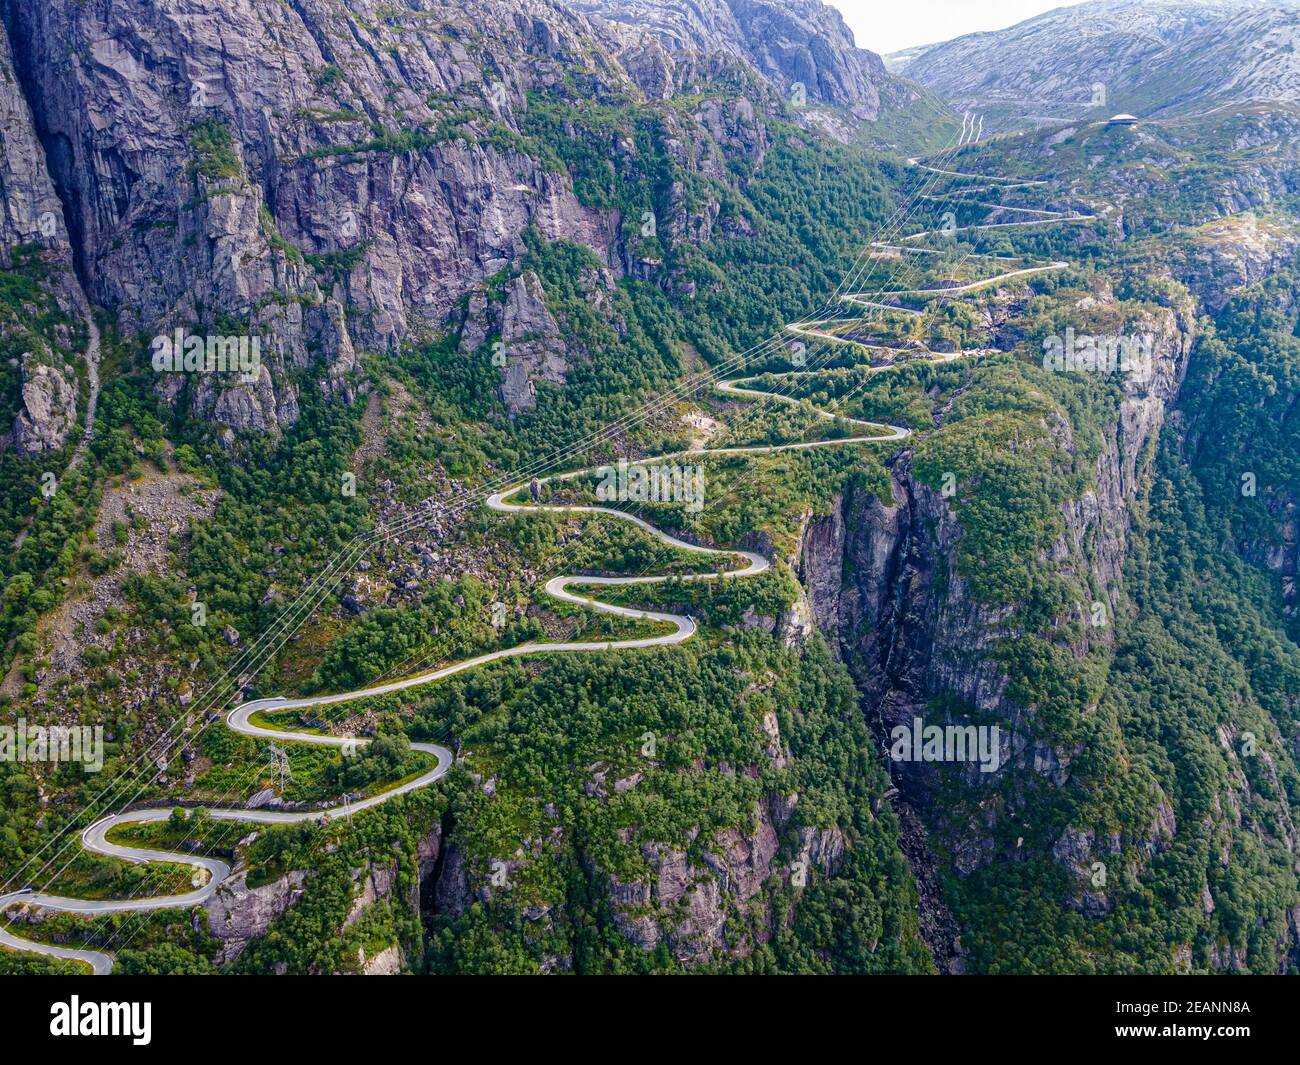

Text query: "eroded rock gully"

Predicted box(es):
[789, 302, 1196, 969]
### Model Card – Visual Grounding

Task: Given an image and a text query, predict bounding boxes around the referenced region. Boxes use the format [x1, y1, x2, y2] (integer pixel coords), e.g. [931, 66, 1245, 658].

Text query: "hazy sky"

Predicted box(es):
[832, 0, 1092, 54]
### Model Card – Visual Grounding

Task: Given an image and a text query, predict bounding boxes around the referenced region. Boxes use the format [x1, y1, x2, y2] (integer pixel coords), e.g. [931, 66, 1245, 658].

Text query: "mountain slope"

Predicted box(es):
[573, 0, 957, 145]
[1, 0, 1299, 979]
[898, 0, 1300, 130]
[571, 0, 889, 114]
[0, 0, 939, 975]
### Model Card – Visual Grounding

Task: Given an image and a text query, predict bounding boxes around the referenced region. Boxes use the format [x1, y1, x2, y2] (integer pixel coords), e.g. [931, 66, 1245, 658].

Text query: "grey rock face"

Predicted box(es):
[573, 0, 887, 115]
[606, 797, 787, 963]
[793, 295, 1195, 790]
[0, 24, 68, 256]
[12, 356, 76, 454]
[359, 944, 403, 975]
[795, 824, 846, 878]
[0, 0, 620, 436]
[0, 17, 88, 452]
[781, 291, 1197, 957]
[797, 497, 845, 643]
[499, 271, 569, 414]
[343, 861, 399, 931]
[206, 869, 308, 964]
[433, 842, 471, 919]
[0, 0, 873, 443]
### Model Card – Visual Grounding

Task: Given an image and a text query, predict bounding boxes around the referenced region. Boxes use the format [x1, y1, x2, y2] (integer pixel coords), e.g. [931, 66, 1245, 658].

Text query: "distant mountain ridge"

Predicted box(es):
[571, 0, 893, 117]
[895, 0, 1300, 130]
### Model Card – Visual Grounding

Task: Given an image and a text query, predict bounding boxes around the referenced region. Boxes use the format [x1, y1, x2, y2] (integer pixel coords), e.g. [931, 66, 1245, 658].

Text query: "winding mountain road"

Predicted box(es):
[0, 157, 1086, 974]
[789, 163, 1093, 346]
[0, 370, 908, 976]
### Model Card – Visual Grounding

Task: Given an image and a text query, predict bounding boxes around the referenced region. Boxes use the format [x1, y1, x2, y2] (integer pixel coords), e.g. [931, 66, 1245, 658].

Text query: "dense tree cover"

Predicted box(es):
[0, 248, 88, 676]
[520, 440, 887, 566]
[679, 130, 896, 361]
[917, 352, 1105, 609]
[182, 378, 371, 641]
[29, 842, 196, 902]
[1, 327, 381, 887]
[520, 94, 673, 226]
[403, 233, 689, 472]
[1, 900, 219, 972]
[0, 946, 85, 975]
[113, 808, 319, 891]
[769, 356, 964, 433]
[412, 633, 930, 974]
[666, 446, 888, 559]
[1179, 267, 1300, 636]
[308, 575, 529, 692]
[911, 254, 1300, 973]
[0, 763, 36, 870]
[950, 438, 1300, 972]
[378, 337, 512, 492]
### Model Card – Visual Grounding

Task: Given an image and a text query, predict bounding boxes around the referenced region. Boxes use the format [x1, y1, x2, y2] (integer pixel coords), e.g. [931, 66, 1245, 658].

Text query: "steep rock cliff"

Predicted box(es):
[0, 0, 625, 436]
[572, 0, 888, 116]
[0, 0, 813, 440]
[788, 294, 1197, 967]
[0, 16, 87, 453]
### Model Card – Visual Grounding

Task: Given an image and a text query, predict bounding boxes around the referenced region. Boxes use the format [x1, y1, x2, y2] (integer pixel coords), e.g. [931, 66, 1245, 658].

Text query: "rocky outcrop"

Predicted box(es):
[608, 836, 735, 962]
[458, 263, 629, 414]
[0, 15, 88, 450]
[24, 467, 219, 711]
[343, 861, 399, 931]
[12, 355, 76, 454]
[205, 869, 308, 965]
[0, 21, 69, 258]
[603, 791, 842, 964]
[342, 862, 408, 975]
[0, 0, 838, 439]
[359, 944, 403, 975]
[839, 466, 1019, 772]
[499, 271, 570, 415]
[797, 499, 846, 644]
[795, 823, 846, 878]
[1185, 212, 1300, 312]
[417, 821, 443, 897]
[1237, 492, 1298, 622]
[796, 293, 1196, 783]
[690, 97, 768, 170]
